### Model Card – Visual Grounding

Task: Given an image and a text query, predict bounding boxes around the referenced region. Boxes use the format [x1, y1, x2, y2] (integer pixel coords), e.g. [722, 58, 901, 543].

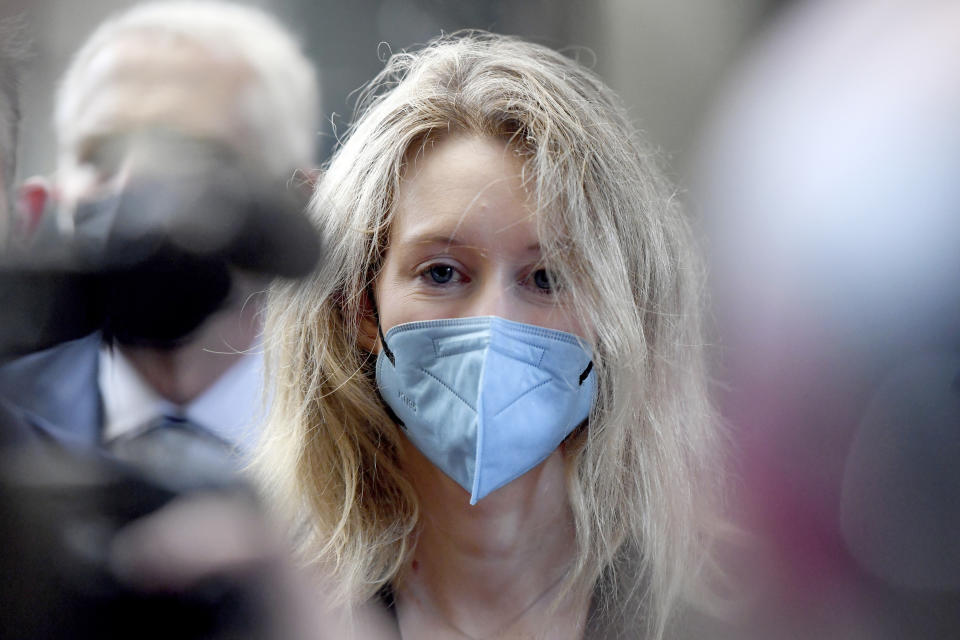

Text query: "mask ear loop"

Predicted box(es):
[366, 285, 406, 429]
[367, 285, 395, 365]
[578, 360, 593, 385]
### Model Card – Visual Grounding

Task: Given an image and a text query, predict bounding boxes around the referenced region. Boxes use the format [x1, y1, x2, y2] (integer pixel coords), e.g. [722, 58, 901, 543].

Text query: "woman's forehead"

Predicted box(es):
[390, 134, 542, 249]
[397, 134, 524, 199]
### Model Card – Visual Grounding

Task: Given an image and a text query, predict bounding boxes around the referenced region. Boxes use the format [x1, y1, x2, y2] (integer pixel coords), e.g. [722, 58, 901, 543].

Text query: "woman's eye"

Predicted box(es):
[531, 268, 555, 293]
[425, 264, 456, 284]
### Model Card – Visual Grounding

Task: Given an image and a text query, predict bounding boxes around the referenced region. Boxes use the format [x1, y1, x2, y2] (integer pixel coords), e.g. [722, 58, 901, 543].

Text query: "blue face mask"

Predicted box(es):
[375, 316, 595, 504]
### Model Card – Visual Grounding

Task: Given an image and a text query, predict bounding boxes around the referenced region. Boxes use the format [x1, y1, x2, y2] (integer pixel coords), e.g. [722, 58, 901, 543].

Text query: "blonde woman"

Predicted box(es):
[256, 32, 724, 640]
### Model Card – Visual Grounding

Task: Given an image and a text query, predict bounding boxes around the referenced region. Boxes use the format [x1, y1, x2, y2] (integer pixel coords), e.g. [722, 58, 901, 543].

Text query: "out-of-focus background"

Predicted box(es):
[4, 1, 959, 639]
[6, 0, 782, 181]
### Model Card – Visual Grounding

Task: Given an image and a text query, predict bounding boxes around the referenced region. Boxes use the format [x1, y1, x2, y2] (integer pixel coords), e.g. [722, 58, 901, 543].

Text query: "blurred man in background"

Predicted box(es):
[0, 1, 319, 485]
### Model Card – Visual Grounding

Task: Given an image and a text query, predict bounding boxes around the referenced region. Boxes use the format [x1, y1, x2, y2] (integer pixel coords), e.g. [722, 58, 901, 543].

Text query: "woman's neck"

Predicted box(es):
[395, 443, 589, 639]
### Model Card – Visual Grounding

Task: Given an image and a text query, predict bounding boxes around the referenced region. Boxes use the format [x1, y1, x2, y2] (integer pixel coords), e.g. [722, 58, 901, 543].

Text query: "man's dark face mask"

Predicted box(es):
[73, 185, 234, 350]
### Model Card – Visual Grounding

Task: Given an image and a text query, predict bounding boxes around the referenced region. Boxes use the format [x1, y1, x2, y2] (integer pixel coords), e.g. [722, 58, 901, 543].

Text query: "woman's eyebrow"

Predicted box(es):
[395, 231, 471, 250]
[395, 230, 543, 256]
[413, 233, 467, 246]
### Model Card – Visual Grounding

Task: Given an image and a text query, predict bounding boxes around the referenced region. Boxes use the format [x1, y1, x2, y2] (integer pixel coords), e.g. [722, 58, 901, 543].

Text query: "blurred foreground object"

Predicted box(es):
[1, 132, 320, 357]
[0, 430, 398, 640]
[0, 440, 273, 640]
[695, 0, 960, 638]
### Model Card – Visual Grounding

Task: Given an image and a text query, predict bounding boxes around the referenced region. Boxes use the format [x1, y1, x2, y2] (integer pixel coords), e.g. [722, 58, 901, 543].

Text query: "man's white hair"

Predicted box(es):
[55, 0, 319, 177]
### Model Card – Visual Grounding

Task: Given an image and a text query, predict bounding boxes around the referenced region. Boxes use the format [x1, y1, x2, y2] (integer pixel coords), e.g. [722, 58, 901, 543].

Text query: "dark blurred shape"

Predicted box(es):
[0, 131, 320, 357]
[0, 430, 277, 640]
[840, 353, 960, 592]
[69, 132, 319, 280]
[0, 270, 103, 356]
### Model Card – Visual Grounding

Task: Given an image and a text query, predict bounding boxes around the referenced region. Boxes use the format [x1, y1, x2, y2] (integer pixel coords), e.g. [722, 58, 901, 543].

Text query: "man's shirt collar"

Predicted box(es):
[98, 345, 263, 452]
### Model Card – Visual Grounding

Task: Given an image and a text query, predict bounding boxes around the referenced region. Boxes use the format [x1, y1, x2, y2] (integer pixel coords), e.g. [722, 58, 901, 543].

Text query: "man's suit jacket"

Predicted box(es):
[0, 333, 102, 448]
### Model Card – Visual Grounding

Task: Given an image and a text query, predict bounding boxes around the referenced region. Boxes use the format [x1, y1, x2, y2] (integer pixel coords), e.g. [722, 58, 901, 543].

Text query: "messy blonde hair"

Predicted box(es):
[255, 31, 723, 639]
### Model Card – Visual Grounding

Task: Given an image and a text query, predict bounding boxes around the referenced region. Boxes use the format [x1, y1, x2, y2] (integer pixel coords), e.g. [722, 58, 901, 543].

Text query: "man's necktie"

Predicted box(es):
[107, 415, 240, 490]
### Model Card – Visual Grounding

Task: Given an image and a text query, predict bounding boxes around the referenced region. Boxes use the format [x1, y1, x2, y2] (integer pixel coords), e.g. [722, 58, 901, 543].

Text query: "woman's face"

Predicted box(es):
[373, 134, 583, 337]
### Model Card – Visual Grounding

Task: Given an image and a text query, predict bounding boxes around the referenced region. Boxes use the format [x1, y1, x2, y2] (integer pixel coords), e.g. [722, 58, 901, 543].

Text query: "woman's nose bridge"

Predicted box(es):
[469, 270, 518, 319]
